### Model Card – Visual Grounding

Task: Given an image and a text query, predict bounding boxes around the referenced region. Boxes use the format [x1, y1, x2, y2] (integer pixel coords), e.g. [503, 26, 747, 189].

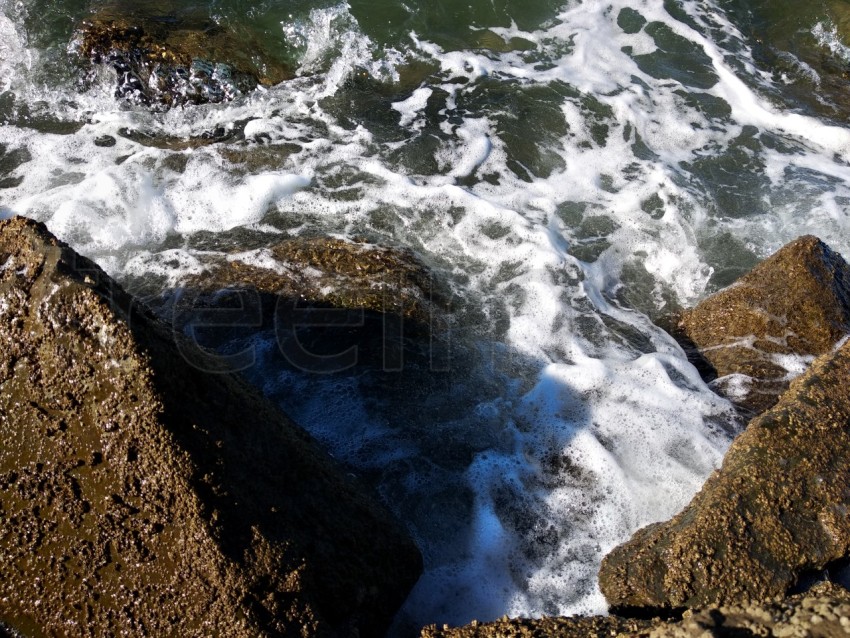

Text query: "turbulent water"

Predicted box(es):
[4, 0, 850, 633]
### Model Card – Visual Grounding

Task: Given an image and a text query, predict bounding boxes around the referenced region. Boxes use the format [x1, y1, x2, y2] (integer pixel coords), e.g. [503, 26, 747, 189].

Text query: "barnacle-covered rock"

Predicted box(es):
[598, 336, 850, 611]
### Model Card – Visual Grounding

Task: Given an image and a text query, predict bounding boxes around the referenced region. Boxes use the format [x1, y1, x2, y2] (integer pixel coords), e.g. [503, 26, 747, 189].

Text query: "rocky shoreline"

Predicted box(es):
[428, 236, 850, 637]
[0, 217, 421, 636]
[4, 215, 850, 636]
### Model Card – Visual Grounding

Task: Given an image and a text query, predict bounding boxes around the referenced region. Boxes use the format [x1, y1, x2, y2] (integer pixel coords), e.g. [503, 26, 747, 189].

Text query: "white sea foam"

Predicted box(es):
[393, 87, 433, 129]
[2, 0, 850, 630]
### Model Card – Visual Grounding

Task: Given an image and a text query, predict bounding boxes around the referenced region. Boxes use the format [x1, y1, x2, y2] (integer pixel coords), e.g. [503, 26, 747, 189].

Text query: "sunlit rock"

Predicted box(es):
[421, 582, 850, 637]
[0, 216, 421, 637]
[598, 338, 850, 610]
[678, 235, 850, 416]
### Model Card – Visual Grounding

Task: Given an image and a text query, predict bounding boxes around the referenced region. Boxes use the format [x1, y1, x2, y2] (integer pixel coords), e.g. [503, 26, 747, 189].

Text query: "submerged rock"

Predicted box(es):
[156, 236, 451, 375]
[0, 217, 421, 636]
[73, 7, 292, 107]
[678, 235, 850, 415]
[184, 237, 446, 324]
[598, 336, 850, 611]
[423, 583, 850, 637]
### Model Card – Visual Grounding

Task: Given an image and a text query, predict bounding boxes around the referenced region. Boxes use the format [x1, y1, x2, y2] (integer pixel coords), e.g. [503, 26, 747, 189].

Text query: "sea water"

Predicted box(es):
[2, 0, 850, 633]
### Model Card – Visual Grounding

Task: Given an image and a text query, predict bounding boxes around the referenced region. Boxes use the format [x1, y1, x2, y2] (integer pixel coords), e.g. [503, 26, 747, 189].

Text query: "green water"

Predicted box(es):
[17, 0, 850, 118]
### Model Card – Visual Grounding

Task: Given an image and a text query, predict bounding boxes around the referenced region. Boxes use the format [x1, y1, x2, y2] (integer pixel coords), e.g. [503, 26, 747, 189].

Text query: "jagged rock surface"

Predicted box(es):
[598, 336, 850, 611]
[0, 216, 421, 637]
[678, 235, 850, 415]
[422, 583, 850, 637]
[421, 614, 659, 638]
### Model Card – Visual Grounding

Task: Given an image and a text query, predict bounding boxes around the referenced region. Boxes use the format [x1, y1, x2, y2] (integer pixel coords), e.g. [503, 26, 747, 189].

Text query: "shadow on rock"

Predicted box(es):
[0, 217, 421, 637]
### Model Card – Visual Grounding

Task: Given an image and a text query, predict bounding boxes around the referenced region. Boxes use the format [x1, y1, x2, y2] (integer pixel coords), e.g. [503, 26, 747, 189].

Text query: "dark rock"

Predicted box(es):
[598, 337, 850, 611]
[422, 582, 850, 637]
[72, 6, 293, 108]
[93, 134, 117, 147]
[116, 123, 241, 150]
[678, 235, 850, 415]
[0, 216, 421, 636]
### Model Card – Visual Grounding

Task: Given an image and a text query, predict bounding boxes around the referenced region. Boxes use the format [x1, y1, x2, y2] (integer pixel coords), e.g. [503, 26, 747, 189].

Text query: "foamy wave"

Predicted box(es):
[2, 0, 850, 630]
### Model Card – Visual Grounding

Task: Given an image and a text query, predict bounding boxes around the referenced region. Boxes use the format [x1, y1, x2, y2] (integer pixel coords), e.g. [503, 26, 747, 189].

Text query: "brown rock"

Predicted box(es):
[420, 614, 659, 638]
[678, 235, 850, 415]
[152, 236, 452, 376]
[643, 582, 850, 637]
[0, 216, 421, 637]
[73, 2, 293, 107]
[598, 336, 850, 611]
[183, 236, 446, 324]
[421, 616, 660, 638]
[422, 583, 850, 637]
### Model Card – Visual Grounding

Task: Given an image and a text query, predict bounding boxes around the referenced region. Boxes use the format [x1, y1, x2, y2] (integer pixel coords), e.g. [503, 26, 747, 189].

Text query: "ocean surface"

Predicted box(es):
[3, 0, 850, 633]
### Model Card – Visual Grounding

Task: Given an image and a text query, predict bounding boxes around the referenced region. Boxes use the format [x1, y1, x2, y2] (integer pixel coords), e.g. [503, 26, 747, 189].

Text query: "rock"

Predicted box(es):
[72, 5, 292, 107]
[598, 336, 850, 611]
[155, 236, 451, 375]
[678, 235, 850, 415]
[0, 217, 422, 636]
[422, 582, 850, 637]
[644, 582, 850, 637]
[183, 237, 446, 324]
[421, 614, 660, 638]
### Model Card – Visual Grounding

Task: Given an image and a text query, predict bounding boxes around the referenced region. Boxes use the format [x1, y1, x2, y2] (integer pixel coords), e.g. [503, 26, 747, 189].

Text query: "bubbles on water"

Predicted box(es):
[2, 0, 850, 631]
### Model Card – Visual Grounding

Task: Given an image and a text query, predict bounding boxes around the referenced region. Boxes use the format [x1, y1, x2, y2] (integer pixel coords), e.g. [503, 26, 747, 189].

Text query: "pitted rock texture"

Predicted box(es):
[421, 615, 659, 638]
[598, 337, 850, 611]
[0, 216, 421, 637]
[643, 582, 850, 637]
[678, 235, 850, 415]
[422, 583, 850, 637]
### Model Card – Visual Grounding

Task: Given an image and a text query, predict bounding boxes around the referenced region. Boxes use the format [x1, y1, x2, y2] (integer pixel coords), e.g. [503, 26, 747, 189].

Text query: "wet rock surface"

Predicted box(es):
[677, 235, 850, 416]
[422, 583, 850, 637]
[150, 236, 452, 374]
[73, 3, 292, 107]
[0, 217, 422, 637]
[183, 236, 447, 324]
[598, 334, 850, 611]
